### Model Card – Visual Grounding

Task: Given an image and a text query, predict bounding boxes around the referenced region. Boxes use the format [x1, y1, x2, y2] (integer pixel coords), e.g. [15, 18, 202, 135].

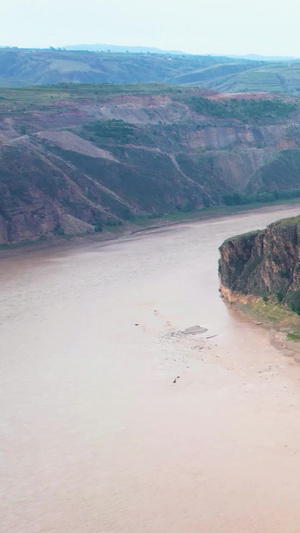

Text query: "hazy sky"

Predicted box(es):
[2, 0, 300, 56]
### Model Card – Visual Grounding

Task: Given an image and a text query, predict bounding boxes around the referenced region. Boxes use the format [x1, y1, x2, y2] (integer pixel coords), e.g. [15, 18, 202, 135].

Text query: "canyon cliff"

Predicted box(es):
[219, 216, 300, 313]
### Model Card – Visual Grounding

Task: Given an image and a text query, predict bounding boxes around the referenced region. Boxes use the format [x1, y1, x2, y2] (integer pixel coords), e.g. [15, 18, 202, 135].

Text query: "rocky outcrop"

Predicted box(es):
[219, 216, 300, 310]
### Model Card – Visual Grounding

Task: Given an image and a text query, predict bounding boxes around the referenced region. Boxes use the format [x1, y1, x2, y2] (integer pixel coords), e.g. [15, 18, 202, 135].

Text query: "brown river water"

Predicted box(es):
[2, 205, 300, 533]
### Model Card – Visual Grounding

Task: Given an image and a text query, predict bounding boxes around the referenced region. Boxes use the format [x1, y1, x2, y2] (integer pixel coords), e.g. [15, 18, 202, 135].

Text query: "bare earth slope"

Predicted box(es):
[1, 84, 300, 244]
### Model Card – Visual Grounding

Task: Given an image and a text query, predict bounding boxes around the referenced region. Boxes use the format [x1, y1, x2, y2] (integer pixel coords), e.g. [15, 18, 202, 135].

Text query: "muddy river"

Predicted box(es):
[2, 205, 300, 532]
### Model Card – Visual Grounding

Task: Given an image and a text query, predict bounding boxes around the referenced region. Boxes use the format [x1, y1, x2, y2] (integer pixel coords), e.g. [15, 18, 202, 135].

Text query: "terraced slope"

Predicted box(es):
[199, 64, 300, 94]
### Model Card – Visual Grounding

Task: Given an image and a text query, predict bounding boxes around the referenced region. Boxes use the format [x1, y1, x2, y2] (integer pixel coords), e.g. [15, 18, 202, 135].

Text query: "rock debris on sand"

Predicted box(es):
[181, 325, 208, 335]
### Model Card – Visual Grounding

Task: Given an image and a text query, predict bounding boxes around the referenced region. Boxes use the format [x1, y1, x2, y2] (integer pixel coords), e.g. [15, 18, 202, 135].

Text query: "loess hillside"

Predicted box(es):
[1, 84, 300, 244]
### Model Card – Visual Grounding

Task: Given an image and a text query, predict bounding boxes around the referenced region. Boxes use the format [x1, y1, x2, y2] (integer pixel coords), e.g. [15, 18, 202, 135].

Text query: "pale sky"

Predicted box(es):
[1, 0, 300, 56]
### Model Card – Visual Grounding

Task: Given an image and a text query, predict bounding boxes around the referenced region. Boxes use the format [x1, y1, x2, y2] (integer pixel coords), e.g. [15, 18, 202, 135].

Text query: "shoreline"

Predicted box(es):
[1, 199, 300, 260]
[220, 286, 300, 359]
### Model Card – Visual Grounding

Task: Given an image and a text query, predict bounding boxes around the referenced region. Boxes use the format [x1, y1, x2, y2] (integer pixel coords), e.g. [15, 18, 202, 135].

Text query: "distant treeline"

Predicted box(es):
[223, 188, 300, 206]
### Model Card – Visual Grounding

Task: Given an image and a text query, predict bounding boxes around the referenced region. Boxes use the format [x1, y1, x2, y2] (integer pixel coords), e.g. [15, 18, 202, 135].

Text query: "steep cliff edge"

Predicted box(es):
[219, 216, 300, 315]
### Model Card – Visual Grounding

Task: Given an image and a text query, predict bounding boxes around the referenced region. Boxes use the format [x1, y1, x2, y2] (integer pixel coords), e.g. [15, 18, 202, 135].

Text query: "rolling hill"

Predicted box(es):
[2, 48, 300, 95]
[0, 48, 263, 88]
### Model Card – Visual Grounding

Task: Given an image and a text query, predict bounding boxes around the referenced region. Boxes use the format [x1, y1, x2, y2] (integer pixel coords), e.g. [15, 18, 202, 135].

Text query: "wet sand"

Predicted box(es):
[2, 205, 300, 532]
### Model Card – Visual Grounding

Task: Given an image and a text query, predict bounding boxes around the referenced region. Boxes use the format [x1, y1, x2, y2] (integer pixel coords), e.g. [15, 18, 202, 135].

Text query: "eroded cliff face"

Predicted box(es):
[219, 216, 300, 306]
[1, 86, 300, 244]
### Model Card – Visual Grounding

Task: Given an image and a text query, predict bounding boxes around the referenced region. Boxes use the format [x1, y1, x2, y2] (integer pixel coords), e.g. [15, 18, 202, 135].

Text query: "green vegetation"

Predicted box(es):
[286, 291, 300, 315]
[82, 119, 136, 143]
[276, 291, 284, 303]
[228, 98, 297, 119]
[235, 297, 300, 339]
[94, 223, 103, 232]
[286, 332, 300, 341]
[180, 95, 231, 117]
[272, 214, 300, 228]
[180, 95, 297, 121]
[124, 195, 300, 229]
[223, 188, 300, 206]
[245, 298, 294, 323]
[0, 83, 184, 114]
[53, 223, 64, 235]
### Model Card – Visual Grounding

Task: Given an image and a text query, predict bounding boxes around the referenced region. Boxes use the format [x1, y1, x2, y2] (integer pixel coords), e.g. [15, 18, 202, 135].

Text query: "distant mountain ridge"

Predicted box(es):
[227, 53, 300, 62]
[63, 46, 300, 62]
[64, 44, 185, 54]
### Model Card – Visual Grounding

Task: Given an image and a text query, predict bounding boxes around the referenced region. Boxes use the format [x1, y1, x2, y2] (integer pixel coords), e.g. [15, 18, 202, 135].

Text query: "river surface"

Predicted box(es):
[2, 205, 300, 532]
